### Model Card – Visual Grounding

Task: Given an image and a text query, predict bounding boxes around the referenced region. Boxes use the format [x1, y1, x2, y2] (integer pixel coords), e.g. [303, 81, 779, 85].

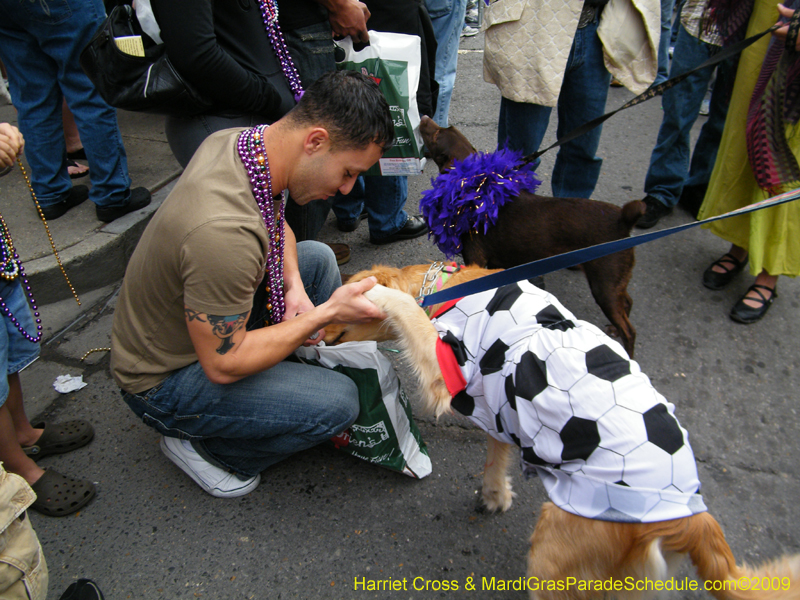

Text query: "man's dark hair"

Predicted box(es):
[288, 70, 395, 152]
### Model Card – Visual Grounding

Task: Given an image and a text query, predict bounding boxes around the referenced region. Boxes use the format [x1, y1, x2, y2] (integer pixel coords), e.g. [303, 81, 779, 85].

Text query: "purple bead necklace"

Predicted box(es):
[257, 0, 304, 102]
[237, 125, 286, 325]
[0, 213, 43, 343]
[233, 4, 303, 324]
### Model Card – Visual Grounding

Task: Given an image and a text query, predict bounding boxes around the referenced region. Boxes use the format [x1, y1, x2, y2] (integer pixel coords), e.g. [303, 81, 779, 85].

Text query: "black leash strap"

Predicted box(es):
[520, 23, 781, 165]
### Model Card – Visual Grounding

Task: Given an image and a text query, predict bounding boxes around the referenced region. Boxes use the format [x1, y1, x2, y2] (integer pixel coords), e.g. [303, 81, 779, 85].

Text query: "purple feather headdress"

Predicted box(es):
[420, 149, 542, 258]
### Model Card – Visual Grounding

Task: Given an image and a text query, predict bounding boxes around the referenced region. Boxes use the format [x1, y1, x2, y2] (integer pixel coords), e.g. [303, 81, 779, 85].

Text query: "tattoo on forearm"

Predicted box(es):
[186, 308, 248, 355]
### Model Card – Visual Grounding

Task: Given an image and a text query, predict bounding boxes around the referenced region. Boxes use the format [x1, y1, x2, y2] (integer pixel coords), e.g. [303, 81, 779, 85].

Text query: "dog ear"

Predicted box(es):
[364, 266, 403, 289]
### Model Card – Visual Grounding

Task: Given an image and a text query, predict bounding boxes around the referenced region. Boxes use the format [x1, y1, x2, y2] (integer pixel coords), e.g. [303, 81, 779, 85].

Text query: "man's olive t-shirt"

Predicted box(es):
[111, 128, 269, 393]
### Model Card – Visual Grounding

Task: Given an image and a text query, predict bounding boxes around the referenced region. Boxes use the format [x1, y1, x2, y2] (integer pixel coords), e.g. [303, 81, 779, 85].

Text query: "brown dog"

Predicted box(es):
[326, 264, 800, 600]
[419, 116, 644, 357]
[326, 262, 500, 345]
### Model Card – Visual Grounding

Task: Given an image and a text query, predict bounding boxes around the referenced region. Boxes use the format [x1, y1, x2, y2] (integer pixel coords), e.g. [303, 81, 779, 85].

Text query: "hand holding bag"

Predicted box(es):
[79, 5, 213, 116]
[295, 341, 432, 479]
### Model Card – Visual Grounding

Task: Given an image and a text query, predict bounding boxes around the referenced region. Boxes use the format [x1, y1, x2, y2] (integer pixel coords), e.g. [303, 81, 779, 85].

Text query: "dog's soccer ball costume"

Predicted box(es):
[432, 281, 707, 523]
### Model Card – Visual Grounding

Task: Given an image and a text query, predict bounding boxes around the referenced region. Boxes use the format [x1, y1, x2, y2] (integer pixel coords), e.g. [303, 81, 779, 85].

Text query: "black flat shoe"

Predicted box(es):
[96, 187, 151, 223]
[370, 214, 428, 245]
[730, 283, 777, 324]
[636, 195, 672, 229]
[702, 252, 748, 290]
[40, 185, 89, 220]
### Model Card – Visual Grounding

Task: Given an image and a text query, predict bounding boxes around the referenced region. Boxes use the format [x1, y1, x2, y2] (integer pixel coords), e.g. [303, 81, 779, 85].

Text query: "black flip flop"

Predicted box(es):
[67, 158, 89, 179]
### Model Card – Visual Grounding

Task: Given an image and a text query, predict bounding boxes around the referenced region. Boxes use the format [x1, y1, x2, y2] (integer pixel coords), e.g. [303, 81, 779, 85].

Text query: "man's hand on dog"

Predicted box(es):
[323, 276, 386, 327]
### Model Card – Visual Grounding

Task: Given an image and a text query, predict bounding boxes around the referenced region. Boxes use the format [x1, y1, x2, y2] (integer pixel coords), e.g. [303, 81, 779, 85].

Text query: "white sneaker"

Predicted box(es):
[160, 436, 260, 498]
[461, 25, 480, 37]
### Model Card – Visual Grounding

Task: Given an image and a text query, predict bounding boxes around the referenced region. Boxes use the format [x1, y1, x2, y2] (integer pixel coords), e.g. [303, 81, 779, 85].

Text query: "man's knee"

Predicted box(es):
[324, 378, 360, 436]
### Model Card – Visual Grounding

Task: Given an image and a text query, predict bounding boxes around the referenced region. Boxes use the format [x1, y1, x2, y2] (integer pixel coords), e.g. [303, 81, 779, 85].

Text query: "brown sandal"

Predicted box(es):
[30, 469, 96, 517]
[22, 420, 94, 460]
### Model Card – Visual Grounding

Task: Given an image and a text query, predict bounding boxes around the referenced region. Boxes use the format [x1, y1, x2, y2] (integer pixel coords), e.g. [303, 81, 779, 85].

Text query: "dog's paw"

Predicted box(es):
[482, 476, 516, 512]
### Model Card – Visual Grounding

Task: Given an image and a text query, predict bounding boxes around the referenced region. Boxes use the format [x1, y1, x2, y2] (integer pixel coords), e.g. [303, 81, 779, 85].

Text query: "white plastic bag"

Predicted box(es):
[336, 31, 426, 176]
[295, 341, 432, 478]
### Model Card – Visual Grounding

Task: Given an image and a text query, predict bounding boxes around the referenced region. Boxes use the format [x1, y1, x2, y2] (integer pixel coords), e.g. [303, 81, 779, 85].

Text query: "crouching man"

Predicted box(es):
[110, 71, 393, 498]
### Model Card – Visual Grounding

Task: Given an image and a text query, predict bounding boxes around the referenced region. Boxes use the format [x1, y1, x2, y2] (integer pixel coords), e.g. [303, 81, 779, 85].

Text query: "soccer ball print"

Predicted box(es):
[432, 280, 707, 523]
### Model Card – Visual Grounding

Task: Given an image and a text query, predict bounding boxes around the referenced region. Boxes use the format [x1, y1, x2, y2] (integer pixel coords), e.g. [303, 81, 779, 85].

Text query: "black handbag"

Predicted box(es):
[79, 5, 213, 116]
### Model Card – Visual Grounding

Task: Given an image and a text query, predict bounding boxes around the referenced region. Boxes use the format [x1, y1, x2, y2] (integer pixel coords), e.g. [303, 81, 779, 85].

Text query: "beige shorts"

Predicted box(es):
[0, 466, 48, 600]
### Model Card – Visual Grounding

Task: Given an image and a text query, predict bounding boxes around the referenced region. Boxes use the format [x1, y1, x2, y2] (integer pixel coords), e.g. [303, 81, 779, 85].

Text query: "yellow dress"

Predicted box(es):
[699, 0, 800, 278]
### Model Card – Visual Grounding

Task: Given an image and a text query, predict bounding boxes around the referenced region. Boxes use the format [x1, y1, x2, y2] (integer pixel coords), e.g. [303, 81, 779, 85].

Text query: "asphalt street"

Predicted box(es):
[3, 31, 799, 600]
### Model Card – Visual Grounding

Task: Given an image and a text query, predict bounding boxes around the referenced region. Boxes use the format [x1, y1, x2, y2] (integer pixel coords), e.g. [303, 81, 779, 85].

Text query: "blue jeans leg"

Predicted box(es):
[333, 175, 409, 239]
[284, 21, 337, 240]
[121, 241, 357, 477]
[654, 0, 675, 86]
[0, 0, 131, 209]
[671, 0, 685, 45]
[686, 53, 737, 189]
[644, 24, 717, 207]
[0, 280, 41, 404]
[550, 20, 612, 198]
[497, 97, 552, 175]
[425, 0, 469, 127]
[497, 22, 610, 198]
[165, 114, 264, 169]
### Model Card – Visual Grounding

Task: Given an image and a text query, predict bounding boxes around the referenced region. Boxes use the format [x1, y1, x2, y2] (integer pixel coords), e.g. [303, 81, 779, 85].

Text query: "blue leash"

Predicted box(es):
[419, 188, 800, 307]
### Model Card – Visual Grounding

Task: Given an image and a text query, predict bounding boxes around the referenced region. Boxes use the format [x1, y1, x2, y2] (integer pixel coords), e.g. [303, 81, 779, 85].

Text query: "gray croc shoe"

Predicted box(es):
[23, 420, 95, 460]
[30, 469, 96, 517]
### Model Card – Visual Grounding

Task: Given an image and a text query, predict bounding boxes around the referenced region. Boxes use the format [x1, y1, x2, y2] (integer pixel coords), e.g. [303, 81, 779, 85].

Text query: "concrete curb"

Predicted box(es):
[26, 174, 179, 305]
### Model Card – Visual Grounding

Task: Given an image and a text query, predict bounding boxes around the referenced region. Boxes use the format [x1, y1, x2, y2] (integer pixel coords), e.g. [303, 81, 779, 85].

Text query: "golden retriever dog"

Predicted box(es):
[326, 264, 800, 600]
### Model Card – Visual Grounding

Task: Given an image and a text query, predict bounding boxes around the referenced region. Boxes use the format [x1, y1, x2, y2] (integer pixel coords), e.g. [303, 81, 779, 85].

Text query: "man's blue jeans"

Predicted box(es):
[644, 24, 737, 208]
[283, 21, 337, 241]
[0, 0, 132, 209]
[333, 176, 409, 240]
[425, 0, 468, 127]
[497, 19, 611, 199]
[654, 0, 676, 86]
[121, 241, 359, 478]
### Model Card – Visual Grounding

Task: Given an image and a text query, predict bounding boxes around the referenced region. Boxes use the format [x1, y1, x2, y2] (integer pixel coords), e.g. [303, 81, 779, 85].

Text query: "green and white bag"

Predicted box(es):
[336, 31, 426, 176]
[295, 341, 432, 478]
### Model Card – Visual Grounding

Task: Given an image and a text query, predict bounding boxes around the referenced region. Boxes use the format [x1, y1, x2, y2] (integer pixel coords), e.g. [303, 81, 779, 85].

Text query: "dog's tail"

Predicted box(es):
[644, 512, 800, 600]
[621, 200, 646, 231]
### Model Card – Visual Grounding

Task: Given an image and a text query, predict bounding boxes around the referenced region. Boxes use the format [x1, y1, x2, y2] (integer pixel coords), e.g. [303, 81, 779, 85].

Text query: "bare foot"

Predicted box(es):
[16, 426, 43, 449]
[67, 159, 89, 178]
